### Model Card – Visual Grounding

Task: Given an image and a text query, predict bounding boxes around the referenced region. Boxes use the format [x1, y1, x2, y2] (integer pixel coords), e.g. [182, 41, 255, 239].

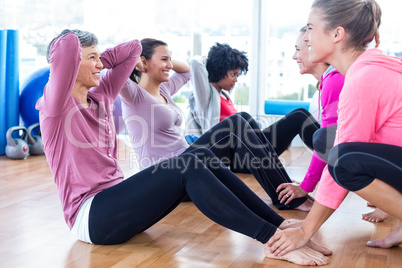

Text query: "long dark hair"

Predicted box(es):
[130, 38, 168, 83]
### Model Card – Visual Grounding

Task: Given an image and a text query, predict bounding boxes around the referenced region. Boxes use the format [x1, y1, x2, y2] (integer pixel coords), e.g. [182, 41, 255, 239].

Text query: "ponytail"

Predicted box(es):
[312, 0, 382, 51]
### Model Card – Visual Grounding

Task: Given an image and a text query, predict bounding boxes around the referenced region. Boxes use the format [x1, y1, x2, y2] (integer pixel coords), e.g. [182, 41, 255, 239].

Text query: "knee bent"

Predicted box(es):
[292, 108, 309, 114]
[187, 147, 215, 157]
[313, 128, 329, 154]
[226, 113, 250, 129]
[237, 111, 252, 119]
[328, 143, 373, 191]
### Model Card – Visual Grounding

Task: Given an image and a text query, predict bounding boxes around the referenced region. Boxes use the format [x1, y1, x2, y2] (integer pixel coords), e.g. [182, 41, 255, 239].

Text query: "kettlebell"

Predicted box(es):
[5, 126, 30, 159]
[27, 123, 44, 155]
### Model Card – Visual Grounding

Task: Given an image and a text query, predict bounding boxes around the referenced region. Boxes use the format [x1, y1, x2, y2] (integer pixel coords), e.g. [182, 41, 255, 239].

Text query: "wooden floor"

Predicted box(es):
[1, 136, 401, 268]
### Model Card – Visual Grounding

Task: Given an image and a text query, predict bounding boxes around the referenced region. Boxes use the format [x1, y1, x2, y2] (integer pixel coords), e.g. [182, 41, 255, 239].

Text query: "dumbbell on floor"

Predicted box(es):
[5, 126, 29, 159]
[27, 122, 44, 155]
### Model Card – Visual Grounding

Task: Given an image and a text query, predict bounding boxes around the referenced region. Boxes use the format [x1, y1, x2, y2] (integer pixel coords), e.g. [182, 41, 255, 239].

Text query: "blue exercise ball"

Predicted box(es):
[20, 66, 50, 126]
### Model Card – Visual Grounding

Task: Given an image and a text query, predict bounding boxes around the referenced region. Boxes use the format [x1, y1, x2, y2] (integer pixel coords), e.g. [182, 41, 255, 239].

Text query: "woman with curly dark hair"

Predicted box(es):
[38, 31, 330, 265]
[119, 38, 314, 212]
[186, 42, 319, 158]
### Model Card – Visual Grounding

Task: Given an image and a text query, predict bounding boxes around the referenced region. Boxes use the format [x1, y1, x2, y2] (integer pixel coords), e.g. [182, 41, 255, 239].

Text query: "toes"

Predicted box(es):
[308, 241, 332, 256]
[367, 239, 393, 249]
[367, 240, 385, 248]
[362, 211, 388, 223]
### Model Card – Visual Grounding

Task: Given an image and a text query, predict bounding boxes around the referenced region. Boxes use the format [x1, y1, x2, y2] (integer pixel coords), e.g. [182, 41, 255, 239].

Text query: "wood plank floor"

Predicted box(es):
[1, 136, 401, 267]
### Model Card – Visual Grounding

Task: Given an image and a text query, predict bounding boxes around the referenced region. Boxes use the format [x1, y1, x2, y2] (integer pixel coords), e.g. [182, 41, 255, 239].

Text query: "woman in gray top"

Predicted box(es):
[186, 43, 319, 156]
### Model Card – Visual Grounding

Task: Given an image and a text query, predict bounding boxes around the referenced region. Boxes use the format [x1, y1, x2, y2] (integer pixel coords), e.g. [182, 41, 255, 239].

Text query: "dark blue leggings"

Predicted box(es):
[328, 142, 402, 192]
[89, 147, 284, 245]
[186, 112, 308, 210]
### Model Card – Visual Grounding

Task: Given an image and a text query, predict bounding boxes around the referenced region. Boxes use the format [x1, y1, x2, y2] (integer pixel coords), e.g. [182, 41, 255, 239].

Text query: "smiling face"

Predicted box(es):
[216, 68, 241, 92]
[76, 45, 103, 89]
[145, 45, 173, 83]
[305, 7, 335, 64]
[292, 32, 316, 75]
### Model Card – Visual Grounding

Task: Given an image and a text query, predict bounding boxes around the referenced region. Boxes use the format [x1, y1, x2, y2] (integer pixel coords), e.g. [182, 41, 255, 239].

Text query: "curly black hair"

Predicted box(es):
[206, 43, 248, 83]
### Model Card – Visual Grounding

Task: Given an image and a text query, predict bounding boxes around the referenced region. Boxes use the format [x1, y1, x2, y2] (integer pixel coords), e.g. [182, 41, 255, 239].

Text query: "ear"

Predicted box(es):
[333, 27, 346, 44]
[141, 56, 147, 66]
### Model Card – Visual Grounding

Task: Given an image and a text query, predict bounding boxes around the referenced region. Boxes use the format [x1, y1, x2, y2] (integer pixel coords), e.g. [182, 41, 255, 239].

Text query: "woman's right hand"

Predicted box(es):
[267, 227, 311, 256]
[277, 182, 308, 205]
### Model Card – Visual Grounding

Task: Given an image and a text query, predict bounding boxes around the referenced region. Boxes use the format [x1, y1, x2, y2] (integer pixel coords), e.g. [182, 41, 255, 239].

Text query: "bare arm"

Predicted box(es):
[172, 59, 190, 73]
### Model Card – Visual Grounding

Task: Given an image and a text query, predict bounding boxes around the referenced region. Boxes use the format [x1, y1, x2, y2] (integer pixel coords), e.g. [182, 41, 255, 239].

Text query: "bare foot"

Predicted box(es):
[264, 244, 329, 266]
[307, 239, 332, 256]
[362, 208, 390, 222]
[367, 201, 375, 207]
[296, 198, 314, 212]
[279, 219, 304, 230]
[367, 220, 402, 248]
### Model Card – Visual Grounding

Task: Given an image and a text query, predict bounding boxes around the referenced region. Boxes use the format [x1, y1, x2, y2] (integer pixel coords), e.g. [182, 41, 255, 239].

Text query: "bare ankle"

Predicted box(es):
[296, 199, 313, 212]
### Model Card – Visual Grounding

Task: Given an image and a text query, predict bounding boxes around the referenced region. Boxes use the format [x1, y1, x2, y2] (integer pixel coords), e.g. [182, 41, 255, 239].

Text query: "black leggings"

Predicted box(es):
[89, 148, 284, 245]
[263, 108, 319, 155]
[328, 142, 402, 192]
[186, 112, 307, 210]
[313, 126, 337, 162]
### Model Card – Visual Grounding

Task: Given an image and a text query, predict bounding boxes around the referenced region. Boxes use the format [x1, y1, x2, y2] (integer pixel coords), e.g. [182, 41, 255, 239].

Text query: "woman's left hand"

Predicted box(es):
[277, 182, 308, 205]
[267, 227, 310, 256]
